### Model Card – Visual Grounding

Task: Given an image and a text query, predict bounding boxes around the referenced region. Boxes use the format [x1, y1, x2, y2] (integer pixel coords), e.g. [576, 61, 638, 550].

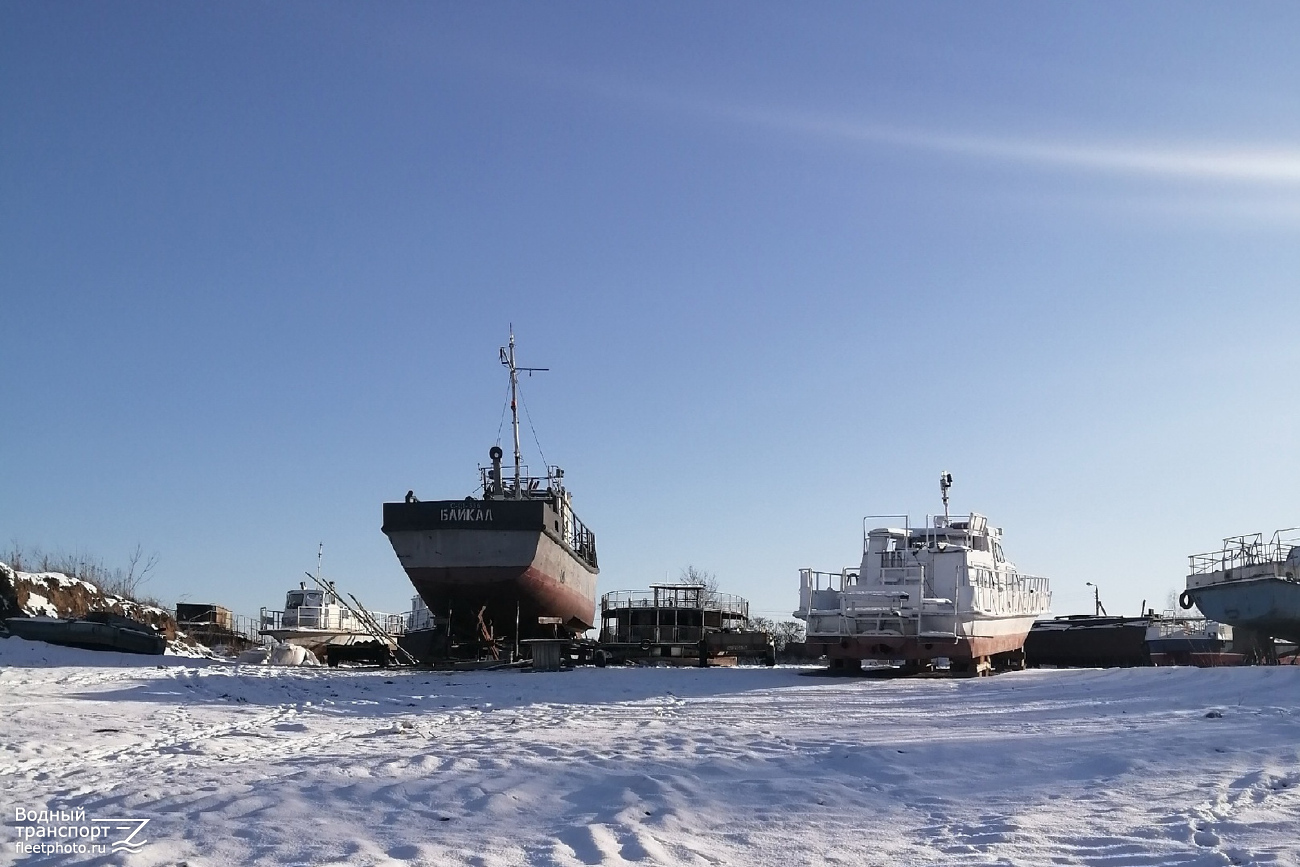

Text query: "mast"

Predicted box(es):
[940, 471, 953, 522]
[499, 326, 547, 499]
[506, 329, 522, 497]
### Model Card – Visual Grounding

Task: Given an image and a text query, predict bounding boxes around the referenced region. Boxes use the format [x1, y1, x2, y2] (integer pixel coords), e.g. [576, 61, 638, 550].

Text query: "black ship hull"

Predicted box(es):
[382, 498, 598, 645]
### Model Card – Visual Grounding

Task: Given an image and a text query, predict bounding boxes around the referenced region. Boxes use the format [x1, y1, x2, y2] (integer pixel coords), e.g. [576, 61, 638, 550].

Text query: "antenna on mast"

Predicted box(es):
[939, 471, 953, 521]
[499, 325, 548, 499]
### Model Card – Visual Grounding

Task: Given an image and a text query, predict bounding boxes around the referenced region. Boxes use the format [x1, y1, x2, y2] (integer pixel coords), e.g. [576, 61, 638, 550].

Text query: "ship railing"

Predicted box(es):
[878, 564, 925, 586]
[601, 589, 749, 616]
[177, 612, 265, 646]
[405, 604, 438, 632]
[798, 567, 862, 621]
[565, 515, 598, 568]
[1189, 529, 1300, 576]
[805, 612, 912, 639]
[262, 606, 348, 631]
[966, 572, 1051, 616]
[1148, 616, 1208, 639]
[1008, 573, 1051, 596]
[479, 463, 569, 499]
[879, 551, 910, 569]
[259, 607, 407, 635]
[861, 515, 911, 549]
[799, 568, 859, 593]
[841, 585, 959, 642]
[376, 613, 408, 635]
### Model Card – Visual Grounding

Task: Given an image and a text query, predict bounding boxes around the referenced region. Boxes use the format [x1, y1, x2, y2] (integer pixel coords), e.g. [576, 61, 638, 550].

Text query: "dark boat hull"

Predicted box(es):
[4, 616, 166, 655]
[1148, 638, 1247, 667]
[382, 498, 598, 641]
[1023, 616, 1153, 668]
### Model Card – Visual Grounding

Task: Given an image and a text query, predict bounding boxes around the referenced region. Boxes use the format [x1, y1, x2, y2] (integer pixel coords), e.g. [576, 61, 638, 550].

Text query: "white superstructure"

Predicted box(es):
[260, 582, 406, 653]
[796, 474, 1051, 670]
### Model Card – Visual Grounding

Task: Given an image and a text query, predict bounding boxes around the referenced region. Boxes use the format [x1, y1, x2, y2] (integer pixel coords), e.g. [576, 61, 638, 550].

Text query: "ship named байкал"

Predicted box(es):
[381, 330, 599, 654]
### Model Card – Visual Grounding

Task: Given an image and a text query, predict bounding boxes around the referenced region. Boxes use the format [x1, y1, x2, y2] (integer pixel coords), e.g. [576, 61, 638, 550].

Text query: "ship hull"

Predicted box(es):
[1023, 616, 1152, 668]
[382, 499, 598, 641]
[1186, 577, 1300, 644]
[805, 614, 1039, 662]
[1148, 640, 1247, 667]
[258, 628, 390, 657]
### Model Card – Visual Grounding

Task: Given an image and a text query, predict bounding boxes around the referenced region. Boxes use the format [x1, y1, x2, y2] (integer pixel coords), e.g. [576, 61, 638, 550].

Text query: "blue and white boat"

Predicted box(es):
[1146, 616, 1244, 667]
[1182, 528, 1300, 644]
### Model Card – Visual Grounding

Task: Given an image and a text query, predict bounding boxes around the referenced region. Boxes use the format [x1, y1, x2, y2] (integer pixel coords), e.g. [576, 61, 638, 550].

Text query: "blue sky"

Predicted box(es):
[3, 2, 1298, 624]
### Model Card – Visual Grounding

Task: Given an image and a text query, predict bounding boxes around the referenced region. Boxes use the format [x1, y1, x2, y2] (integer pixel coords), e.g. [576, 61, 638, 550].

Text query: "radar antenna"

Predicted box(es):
[939, 471, 953, 522]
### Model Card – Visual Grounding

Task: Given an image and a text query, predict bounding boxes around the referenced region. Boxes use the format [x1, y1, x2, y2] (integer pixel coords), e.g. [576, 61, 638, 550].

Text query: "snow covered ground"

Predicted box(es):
[2, 638, 1298, 867]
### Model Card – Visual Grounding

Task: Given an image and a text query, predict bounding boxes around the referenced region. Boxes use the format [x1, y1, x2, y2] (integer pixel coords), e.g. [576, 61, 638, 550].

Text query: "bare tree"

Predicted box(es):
[773, 619, 806, 651]
[3, 541, 26, 572]
[749, 616, 806, 652]
[678, 565, 719, 605]
[3, 541, 159, 603]
[102, 544, 159, 599]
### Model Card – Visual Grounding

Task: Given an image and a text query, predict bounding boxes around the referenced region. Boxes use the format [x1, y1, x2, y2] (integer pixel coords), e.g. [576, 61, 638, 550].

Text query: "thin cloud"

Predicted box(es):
[447, 49, 1300, 187]
[723, 104, 1300, 185]
[717, 103, 1300, 187]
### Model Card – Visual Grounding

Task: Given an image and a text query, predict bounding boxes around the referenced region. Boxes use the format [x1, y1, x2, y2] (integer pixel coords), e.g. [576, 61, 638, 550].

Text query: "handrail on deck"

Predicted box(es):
[1189, 529, 1300, 575]
[600, 589, 749, 616]
[260, 605, 407, 635]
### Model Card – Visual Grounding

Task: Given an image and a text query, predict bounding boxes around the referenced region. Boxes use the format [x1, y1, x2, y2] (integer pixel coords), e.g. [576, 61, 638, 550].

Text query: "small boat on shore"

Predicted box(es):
[3, 612, 166, 655]
[1147, 616, 1246, 667]
[259, 582, 405, 657]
